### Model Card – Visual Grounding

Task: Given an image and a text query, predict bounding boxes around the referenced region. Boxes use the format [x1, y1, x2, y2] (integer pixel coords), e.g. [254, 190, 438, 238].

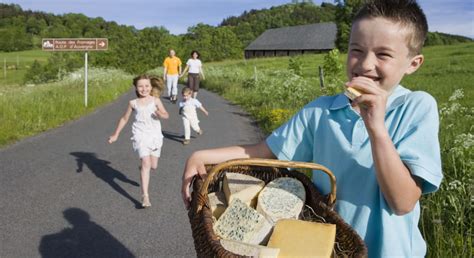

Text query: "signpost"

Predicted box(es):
[42, 38, 108, 107]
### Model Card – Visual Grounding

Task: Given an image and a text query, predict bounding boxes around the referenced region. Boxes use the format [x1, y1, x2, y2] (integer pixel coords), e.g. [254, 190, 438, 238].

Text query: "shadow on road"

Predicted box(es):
[162, 130, 192, 143]
[70, 152, 142, 209]
[39, 208, 135, 258]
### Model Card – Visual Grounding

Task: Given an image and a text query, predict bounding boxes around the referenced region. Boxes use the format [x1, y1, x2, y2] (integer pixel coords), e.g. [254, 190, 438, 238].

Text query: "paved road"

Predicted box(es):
[0, 85, 263, 257]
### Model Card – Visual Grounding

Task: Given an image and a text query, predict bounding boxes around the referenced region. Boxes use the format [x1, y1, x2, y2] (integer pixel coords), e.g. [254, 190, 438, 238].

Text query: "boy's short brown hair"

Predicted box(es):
[182, 87, 193, 95]
[353, 0, 428, 56]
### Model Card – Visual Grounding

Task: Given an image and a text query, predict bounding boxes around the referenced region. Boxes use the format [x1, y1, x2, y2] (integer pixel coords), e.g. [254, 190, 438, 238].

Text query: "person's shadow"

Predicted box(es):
[70, 152, 142, 209]
[39, 208, 135, 258]
[162, 130, 194, 143]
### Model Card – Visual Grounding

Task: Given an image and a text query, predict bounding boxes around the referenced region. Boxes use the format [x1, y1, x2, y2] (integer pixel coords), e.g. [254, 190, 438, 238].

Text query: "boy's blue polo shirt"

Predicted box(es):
[266, 85, 443, 258]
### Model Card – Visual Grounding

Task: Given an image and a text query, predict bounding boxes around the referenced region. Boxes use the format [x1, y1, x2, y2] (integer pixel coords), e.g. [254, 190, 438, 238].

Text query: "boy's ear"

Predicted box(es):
[405, 54, 424, 75]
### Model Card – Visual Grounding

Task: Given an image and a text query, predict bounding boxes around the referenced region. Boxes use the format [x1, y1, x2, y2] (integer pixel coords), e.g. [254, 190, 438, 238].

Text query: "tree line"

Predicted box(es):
[0, 2, 471, 82]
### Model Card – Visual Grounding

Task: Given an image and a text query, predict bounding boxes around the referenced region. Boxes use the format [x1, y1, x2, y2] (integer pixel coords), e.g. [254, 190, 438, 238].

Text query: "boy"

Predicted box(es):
[179, 87, 209, 145]
[181, 0, 442, 257]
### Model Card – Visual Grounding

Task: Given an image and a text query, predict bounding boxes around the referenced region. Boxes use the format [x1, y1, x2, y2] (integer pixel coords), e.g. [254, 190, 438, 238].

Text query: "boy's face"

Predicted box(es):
[347, 17, 423, 93]
[182, 92, 192, 101]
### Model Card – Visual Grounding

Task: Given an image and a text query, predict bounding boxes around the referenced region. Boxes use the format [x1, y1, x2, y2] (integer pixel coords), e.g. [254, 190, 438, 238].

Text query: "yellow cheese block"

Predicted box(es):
[208, 191, 227, 219]
[267, 219, 336, 258]
[220, 239, 280, 258]
[223, 172, 265, 208]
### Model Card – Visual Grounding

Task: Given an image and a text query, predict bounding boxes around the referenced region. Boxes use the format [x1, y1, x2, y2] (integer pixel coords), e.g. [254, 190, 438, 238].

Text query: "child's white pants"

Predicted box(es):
[182, 116, 200, 140]
[166, 74, 179, 97]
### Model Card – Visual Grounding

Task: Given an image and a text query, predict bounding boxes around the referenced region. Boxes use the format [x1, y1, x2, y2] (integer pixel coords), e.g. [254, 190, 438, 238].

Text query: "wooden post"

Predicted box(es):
[254, 66, 257, 83]
[3, 58, 6, 79]
[16, 55, 19, 70]
[319, 66, 324, 89]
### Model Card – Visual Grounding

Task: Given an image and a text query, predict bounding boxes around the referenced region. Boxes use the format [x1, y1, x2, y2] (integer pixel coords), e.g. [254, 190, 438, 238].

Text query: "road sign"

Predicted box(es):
[41, 38, 109, 107]
[42, 38, 108, 51]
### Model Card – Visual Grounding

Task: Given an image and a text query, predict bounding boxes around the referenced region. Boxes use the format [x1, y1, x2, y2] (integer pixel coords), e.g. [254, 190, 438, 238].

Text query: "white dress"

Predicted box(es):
[130, 99, 163, 157]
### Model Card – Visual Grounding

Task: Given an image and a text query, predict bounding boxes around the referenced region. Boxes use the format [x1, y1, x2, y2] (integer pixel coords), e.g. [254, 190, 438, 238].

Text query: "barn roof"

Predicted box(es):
[245, 22, 337, 51]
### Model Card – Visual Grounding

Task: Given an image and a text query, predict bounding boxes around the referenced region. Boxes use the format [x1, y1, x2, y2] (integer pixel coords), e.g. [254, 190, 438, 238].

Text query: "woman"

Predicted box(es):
[180, 50, 205, 98]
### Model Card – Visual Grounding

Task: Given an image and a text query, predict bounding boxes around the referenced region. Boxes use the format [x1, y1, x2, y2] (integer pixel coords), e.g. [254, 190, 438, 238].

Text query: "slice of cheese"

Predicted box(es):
[267, 219, 336, 258]
[220, 239, 280, 258]
[208, 191, 227, 219]
[256, 177, 306, 225]
[344, 87, 362, 100]
[223, 172, 265, 208]
[214, 198, 273, 245]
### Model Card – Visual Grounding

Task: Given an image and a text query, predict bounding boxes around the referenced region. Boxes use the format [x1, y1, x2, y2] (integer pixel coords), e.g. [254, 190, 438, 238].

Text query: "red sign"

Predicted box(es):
[42, 38, 108, 51]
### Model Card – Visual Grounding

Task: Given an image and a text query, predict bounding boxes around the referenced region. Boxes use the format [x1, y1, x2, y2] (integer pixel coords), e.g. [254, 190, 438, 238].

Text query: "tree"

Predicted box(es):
[334, 0, 364, 52]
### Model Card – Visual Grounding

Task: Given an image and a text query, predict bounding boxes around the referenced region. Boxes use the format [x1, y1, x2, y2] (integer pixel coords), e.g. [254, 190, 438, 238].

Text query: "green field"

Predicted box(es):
[201, 42, 473, 258]
[0, 49, 52, 86]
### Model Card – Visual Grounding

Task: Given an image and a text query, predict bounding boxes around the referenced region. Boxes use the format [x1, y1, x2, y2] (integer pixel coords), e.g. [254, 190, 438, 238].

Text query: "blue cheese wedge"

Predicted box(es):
[223, 172, 265, 208]
[256, 177, 306, 225]
[220, 239, 280, 258]
[208, 191, 227, 220]
[214, 198, 272, 245]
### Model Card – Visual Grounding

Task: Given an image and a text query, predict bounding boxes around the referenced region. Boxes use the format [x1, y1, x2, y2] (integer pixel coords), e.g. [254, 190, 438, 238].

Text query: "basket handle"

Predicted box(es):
[199, 158, 337, 206]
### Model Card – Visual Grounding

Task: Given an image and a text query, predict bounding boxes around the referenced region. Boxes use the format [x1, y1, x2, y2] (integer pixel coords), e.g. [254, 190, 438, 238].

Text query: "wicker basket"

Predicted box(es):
[188, 158, 368, 258]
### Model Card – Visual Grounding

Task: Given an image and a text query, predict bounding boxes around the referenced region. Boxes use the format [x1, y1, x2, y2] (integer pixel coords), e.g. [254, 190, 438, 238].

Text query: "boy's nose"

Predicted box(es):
[359, 53, 376, 72]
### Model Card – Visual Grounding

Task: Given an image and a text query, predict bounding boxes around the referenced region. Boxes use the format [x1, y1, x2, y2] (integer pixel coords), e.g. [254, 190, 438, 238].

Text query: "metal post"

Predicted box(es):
[3, 58, 6, 78]
[319, 66, 325, 89]
[16, 55, 19, 69]
[84, 52, 88, 107]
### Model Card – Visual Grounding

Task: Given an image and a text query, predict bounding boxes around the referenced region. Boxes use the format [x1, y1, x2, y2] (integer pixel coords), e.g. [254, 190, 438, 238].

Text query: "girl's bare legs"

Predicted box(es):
[140, 156, 152, 207]
[150, 156, 159, 170]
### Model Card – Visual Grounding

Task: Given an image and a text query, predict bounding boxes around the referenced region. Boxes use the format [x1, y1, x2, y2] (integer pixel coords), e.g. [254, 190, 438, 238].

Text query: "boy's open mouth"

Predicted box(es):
[354, 74, 381, 82]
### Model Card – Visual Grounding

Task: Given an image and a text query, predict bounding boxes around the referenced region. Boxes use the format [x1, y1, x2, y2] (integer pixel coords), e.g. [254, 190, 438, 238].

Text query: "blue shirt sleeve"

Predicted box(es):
[266, 103, 315, 162]
[395, 92, 443, 194]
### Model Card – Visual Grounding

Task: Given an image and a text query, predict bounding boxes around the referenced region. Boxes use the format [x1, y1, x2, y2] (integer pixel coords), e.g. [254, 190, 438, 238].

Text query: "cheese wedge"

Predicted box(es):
[256, 177, 306, 225]
[223, 172, 265, 208]
[344, 87, 362, 100]
[208, 191, 227, 219]
[214, 198, 273, 245]
[220, 239, 280, 258]
[267, 219, 336, 258]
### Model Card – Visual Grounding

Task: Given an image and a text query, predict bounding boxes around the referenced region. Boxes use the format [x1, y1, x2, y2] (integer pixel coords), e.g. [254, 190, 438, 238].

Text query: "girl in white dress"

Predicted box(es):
[109, 75, 169, 208]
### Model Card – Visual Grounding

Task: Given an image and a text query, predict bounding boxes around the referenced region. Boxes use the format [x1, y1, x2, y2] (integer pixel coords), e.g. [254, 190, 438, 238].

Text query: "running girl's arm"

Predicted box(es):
[181, 141, 275, 209]
[199, 106, 209, 116]
[108, 101, 133, 144]
[154, 97, 169, 119]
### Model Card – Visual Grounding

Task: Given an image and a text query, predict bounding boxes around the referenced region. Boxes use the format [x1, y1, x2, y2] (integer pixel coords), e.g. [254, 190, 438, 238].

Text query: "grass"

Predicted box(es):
[0, 67, 132, 146]
[0, 49, 52, 86]
[200, 42, 473, 258]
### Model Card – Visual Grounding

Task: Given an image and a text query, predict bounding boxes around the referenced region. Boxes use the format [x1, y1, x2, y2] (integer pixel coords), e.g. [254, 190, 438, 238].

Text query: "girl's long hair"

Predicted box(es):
[132, 74, 164, 97]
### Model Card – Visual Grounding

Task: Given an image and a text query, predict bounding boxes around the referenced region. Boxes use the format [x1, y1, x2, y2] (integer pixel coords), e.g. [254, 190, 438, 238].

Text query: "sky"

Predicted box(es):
[3, 0, 474, 39]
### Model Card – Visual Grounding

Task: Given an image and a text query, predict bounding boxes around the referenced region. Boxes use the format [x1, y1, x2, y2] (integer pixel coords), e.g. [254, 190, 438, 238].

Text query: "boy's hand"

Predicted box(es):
[346, 76, 388, 133]
[204, 110, 209, 116]
[181, 153, 208, 210]
[108, 135, 118, 144]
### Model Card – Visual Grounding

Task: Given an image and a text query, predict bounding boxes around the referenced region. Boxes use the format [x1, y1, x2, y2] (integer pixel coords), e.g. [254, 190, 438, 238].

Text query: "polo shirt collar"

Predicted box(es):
[329, 85, 410, 112]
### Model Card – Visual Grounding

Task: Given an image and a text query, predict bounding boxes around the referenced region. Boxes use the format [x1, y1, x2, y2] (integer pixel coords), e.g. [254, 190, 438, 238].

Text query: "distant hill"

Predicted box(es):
[219, 2, 337, 47]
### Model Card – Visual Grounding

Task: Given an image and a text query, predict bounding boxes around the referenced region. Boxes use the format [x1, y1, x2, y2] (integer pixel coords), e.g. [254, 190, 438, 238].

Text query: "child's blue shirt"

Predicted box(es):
[266, 85, 442, 258]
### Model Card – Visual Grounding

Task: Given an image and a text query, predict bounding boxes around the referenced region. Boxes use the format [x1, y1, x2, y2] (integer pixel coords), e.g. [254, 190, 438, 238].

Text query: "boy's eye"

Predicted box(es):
[378, 53, 392, 58]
